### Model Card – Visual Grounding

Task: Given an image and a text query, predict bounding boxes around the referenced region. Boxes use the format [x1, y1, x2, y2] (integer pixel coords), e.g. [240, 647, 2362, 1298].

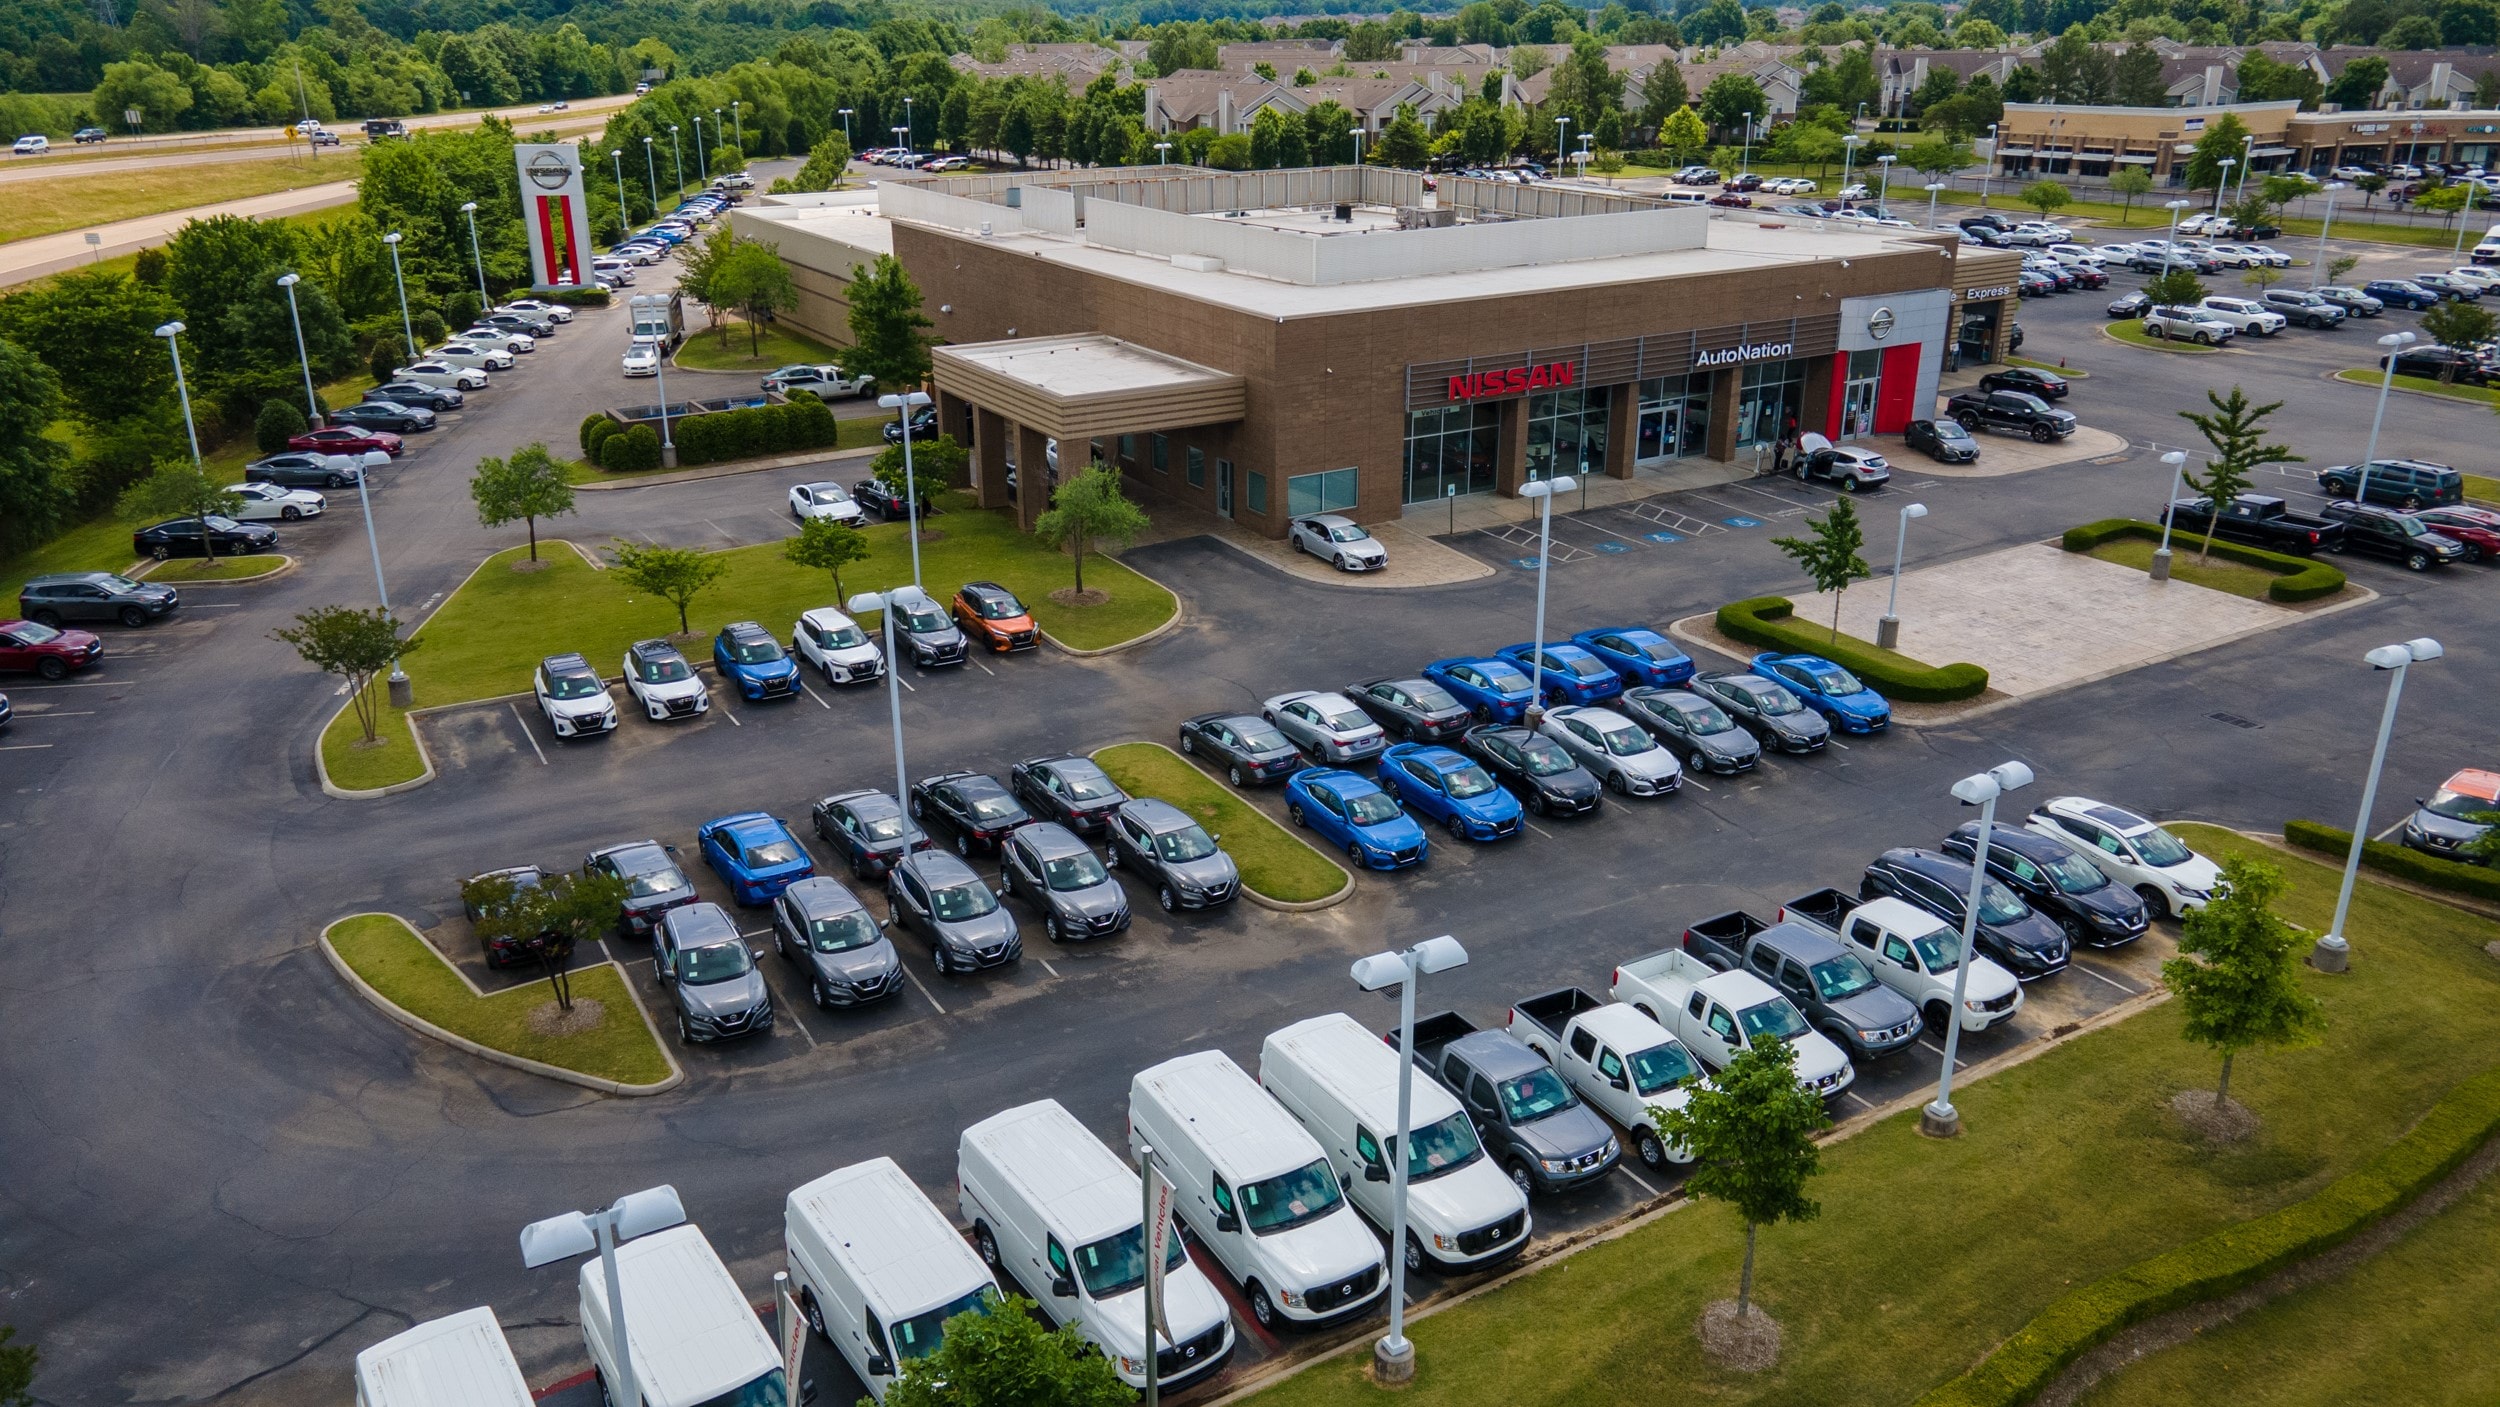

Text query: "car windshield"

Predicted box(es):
[1073, 1221, 1187, 1298]
[637, 655, 689, 683]
[1042, 851, 1109, 891]
[1058, 769, 1120, 802]
[1481, 663, 1530, 691]
[12, 621, 62, 644]
[1738, 1000, 1809, 1043]
[1240, 1157, 1344, 1234]
[1600, 725, 1657, 757]
[1565, 655, 1610, 678]
[619, 856, 685, 897]
[1913, 931, 1963, 974]
[972, 593, 1022, 619]
[1154, 825, 1218, 862]
[548, 673, 603, 700]
[806, 482, 849, 501]
[1518, 736, 1577, 776]
[929, 881, 998, 921]
[743, 836, 804, 868]
[822, 622, 867, 648]
[1748, 684, 1800, 715]
[2040, 849, 2110, 893]
[1676, 699, 1735, 732]
[1401, 1110, 1484, 1181]
[98, 575, 143, 592]
[2388, 515, 2428, 537]
[1815, 666, 1866, 694]
[1236, 721, 1290, 751]
[901, 605, 948, 633]
[859, 812, 909, 842]
[2131, 826, 2195, 866]
[1443, 764, 1497, 799]
[2428, 787, 2500, 820]
[1810, 954, 1880, 1000]
[1328, 524, 1370, 543]
[1407, 682, 1460, 711]
[889, 1287, 992, 1363]
[966, 792, 1021, 823]
[1629, 637, 1679, 663]
[1498, 1068, 1576, 1122]
[1346, 791, 1404, 825]
[1977, 878, 2029, 926]
[677, 941, 753, 984]
[1316, 701, 1370, 731]
[807, 910, 879, 952]
[1627, 1041, 1699, 1095]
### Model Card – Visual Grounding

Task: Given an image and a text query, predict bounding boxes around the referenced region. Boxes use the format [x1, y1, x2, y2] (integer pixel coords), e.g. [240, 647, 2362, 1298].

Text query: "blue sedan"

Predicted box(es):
[713, 621, 800, 701]
[1377, 744, 1523, 842]
[1421, 656, 1538, 724]
[1496, 642, 1625, 706]
[1751, 652, 1892, 733]
[2363, 279, 2440, 310]
[1572, 626, 1696, 687]
[1284, 768, 1430, 870]
[698, 811, 817, 905]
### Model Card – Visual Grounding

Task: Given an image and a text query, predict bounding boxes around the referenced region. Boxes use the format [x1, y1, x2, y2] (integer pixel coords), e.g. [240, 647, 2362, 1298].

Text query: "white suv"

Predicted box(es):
[792, 607, 884, 684]
[2197, 296, 2288, 336]
[2024, 796, 2224, 919]
[534, 652, 618, 738]
[2142, 305, 2236, 344]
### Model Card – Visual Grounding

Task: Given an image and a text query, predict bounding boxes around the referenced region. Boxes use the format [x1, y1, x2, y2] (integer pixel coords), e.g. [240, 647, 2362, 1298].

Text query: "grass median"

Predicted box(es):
[2086, 536, 2290, 601]
[0, 147, 364, 243]
[2331, 367, 2500, 406]
[145, 554, 286, 583]
[324, 913, 671, 1086]
[1247, 824, 2500, 1407]
[1092, 742, 1347, 905]
[673, 321, 842, 373]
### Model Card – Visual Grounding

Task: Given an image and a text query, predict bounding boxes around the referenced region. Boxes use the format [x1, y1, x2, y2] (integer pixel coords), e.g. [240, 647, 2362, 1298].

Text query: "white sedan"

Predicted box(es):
[436, 339, 516, 370]
[1539, 705, 1682, 797]
[1288, 514, 1388, 571]
[622, 340, 661, 377]
[224, 481, 326, 521]
[2022, 796, 2224, 920]
[498, 298, 574, 324]
[788, 480, 864, 524]
[459, 325, 535, 353]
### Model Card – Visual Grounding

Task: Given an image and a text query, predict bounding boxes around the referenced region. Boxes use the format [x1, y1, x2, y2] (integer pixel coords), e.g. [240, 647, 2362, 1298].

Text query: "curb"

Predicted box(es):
[572, 443, 883, 491]
[318, 913, 684, 1097]
[1092, 740, 1355, 912]
[2326, 366, 2500, 408]
[1041, 556, 1188, 658]
[133, 551, 297, 584]
[316, 695, 440, 799]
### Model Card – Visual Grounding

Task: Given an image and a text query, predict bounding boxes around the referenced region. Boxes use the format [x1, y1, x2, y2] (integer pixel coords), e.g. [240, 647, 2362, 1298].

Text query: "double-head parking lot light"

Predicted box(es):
[1350, 934, 1469, 1383]
[520, 1185, 687, 1407]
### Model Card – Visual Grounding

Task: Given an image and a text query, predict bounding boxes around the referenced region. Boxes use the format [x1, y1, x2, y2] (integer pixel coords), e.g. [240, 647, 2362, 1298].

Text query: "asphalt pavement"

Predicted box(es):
[2, 221, 2496, 1406]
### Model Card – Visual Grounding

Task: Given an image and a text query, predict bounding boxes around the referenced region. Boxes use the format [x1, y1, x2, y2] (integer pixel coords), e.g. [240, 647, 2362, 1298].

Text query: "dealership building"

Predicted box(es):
[737, 167, 2001, 538]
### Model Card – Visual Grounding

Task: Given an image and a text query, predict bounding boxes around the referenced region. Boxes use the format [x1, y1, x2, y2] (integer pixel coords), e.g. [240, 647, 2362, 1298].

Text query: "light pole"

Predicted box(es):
[642, 135, 658, 210]
[1516, 474, 1577, 721]
[154, 321, 202, 469]
[1153, 141, 1172, 164]
[1876, 152, 1897, 209]
[632, 294, 679, 469]
[667, 123, 684, 198]
[459, 200, 489, 312]
[1979, 123, 1998, 206]
[1877, 501, 1927, 649]
[2160, 197, 2192, 280]
[1351, 125, 1365, 165]
[610, 148, 630, 233]
[1924, 180, 1946, 229]
[838, 107, 853, 150]
[881, 390, 934, 593]
[520, 1185, 690, 1407]
[1920, 760, 2034, 1139]
[692, 113, 706, 184]
[2236, 132, 2255, 205]
[382, 230, 416, 361]
[893, 125, 909, 162]
[845, 585, 929, 808]
[904, 96, 915, 153]
[1740, 111, 1753, 175]
[1554, 115, 1569, 171]
[2313, 181, 2348, 287]
[2152, 448, 2188, 581]
[2358, 329, 2417, 505]
[1577, 130, 1593, 182]
[1841, 133, 1864, 196]
[732, 99, 743, 152]
[2212, 157, 2236, 215]
[2314, 638, 2443, 972]
[276, 273, 319, 425]
[1350, 933, 1470, 1385]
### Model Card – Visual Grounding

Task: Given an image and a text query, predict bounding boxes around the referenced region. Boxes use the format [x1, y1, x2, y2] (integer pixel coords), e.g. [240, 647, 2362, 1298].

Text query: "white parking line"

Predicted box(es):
[2373, 819, 2406, 841]
[901, 965, 947, 1015]
[801, 683, 830, 709]
[7, 680, 123, 688]
[1525, 821, 1556, 840]
[508, 705, 548, 765]
[1618, 1166, 1660, 1197]
[1843, 1091, 1876, 1111]
[1682, 775, 1711, 792]
[971, 658, 997, 677]
[721, 707, 742, 727]
[1826, 737, 1851, 750]
[2075, 964, 2138, 995]
[701, 517, 739, 543]
[786, 1008, 819, 1050]
[19, 710, 96, 717]
[0, 743, 53, 751]
[185, 602, 244, 608]
[1918, 1038, 1963, 1066]
[1039, 959, 1062, 978]
[897, 676, 917, 693]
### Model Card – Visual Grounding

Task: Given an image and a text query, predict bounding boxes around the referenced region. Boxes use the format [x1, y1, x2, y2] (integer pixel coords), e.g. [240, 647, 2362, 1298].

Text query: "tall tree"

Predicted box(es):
[2110, 166, 2155, 222]
[0, 269, 176, 429]
[1371, 104, 1432, 168]
[1652, 1035, 1826, 1320]
[605, 539, 728, 635]
[469, 443, 576, 561]
[2036, 31, 2111, 103]
[2160, 858, 2325, 1106]
[1033, 465, 1151, 596]
[712, 242, 799, 356]
[784, 514, 872, 603]
[883, 1294, 1130, 1407]
[2325, 56, 2390, 111]
[1637, 62, 1689, 132]
[1659, 105, 1710, 162]
[2419, 298, 2498, 384]
[2110, 43, 2168, 106]
[2178, 387, 2298, 561]
[2019, 179, 2072, 218]
[0, 339, 73, 555]
[119, 461, 243, 562]
[462, 868, 628, 1012]
[844, 254, 934, 395]
[1771, 496, 1871, 643]
[271, 605, 418, 745]
[1697, 71, 1766, 137]
[2185, 112, 2252, 191]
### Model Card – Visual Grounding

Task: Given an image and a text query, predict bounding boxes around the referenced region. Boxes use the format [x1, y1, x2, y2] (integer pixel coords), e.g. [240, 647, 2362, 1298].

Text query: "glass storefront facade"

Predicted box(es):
[1736, 360, 1806, 448]
[1839, 349, 1882, 441]
[1634, 374, 1710, 463]
[1403, 403, 1499, 504]
[1525, 385, 1610, 481]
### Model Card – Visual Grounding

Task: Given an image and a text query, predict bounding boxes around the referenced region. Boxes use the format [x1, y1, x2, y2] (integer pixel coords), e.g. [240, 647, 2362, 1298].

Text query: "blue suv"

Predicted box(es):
[2363, 279, 2441, 310]
[713, 621, 799, 701]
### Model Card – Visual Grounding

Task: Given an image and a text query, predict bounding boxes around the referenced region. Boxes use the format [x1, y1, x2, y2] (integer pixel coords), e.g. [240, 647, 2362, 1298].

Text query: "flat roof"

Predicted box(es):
[941, 333, 1230, 397]
[932, 333, 1248, 438]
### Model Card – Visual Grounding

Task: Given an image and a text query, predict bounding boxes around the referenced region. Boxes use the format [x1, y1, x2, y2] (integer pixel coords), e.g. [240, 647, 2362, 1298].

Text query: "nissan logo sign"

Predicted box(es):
[526, 151, 573, 190]
[1867, 306, 1896, 340]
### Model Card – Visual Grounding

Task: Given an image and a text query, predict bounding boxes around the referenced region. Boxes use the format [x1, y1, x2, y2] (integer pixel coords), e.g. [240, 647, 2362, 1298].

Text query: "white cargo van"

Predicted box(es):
[786, 1157, 999, 1402]
[1259, 1012, 1530, 1275]
[1128, 1051, 1388, 1330]
[579, 1223, 786, 1407]
[959, 1099, 1235, 1392]
[354, 1307, 532, 1407]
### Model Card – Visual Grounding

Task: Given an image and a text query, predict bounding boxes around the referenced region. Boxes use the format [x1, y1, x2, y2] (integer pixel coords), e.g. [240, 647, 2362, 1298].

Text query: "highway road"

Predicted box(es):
[2, 92, 634, 182]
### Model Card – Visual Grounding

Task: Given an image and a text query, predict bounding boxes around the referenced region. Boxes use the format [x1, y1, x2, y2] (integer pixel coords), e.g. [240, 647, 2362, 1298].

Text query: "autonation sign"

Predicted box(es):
[1693, 340, 1794, 368]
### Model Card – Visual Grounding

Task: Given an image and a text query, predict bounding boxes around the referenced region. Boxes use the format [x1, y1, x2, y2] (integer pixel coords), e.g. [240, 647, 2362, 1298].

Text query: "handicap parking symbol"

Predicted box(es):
[1512, 557, 1542, 570]
[1595, 541, 1632, 554]
[1722, 516, 1762, 528]
[1644, 531, 1683, 544]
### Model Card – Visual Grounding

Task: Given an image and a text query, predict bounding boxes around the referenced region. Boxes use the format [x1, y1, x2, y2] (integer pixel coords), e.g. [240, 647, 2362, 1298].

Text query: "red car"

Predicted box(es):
[1708, 191, 1753, 208]
[0, 619, 103, 680]
[289, 425, 403, 457]
[2414, 505, 2500, 563]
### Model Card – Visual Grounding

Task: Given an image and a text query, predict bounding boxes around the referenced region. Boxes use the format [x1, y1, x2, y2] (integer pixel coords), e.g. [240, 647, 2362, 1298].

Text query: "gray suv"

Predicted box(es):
[999, 821, 1131, 942]
[1107, 798, 1240, 912]
[888, 850, 1020, 974]
[1736, 922, 1922, 1062]
[19, 571, 179, 629]
[654, 902, 774, 1044]
[770, 876, 902, 1009]
[2259, 288, 2347, 329]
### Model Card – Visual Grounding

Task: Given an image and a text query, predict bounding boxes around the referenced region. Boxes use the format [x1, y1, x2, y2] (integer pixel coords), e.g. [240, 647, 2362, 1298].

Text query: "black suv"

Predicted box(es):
[1860, 847, 2071, 981]
[1938, 822, 2149, 948]
[1946, 388, 2077, 442]
[2320, 501, 2471, 570]
[19, 571, 179, 628]
[909, 770, 1032, 856]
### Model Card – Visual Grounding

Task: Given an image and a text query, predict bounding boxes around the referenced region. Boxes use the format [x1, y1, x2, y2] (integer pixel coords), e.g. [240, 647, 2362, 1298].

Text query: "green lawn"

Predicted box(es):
[2105, 321, 2221, 353]
[0, 147, 364, 244]
[674, 321, 843, 373]
[2087, 536, 2293, 601]
[145, 553, 285, 582]
[2467, 473, 2500, 505]
[320, 494, 1178, 788]
[325, 913, 672, 1086]
[2331, 367, 2500, 406]
[2008, 354, 2085, 376]
[1093, 742, 1347, 904]
[1248, 826, 2500, 1407]
[323, 693, 425, 792]
[0, 513, 143, 601]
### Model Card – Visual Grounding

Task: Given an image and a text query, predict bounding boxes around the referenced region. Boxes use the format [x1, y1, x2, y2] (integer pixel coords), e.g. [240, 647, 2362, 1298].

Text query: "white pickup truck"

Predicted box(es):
[1608, 950, 1855, 1099]
[1777, 888, 2024, 1035]
[1506, 989, 1705, 1170]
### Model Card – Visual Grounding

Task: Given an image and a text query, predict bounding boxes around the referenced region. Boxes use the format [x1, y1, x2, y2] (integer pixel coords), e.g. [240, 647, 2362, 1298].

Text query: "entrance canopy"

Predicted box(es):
[931, 333, 1246, 441]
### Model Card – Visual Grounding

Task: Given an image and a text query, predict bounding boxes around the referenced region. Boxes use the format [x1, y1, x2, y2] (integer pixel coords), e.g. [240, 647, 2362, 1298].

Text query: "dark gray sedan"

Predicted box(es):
[653, 902, 774, 1044]
[770, 876, 902, 1009]
[1177, 711, 1301, 786]
[1107, 798, 1239, 912]
[1693, 671, 1830, 753]
[1621, 687, 1760, 774]
[888, 850, 1020, 975]
[1345, 676, 1475, 743]
[1000, 821, 1131, 942]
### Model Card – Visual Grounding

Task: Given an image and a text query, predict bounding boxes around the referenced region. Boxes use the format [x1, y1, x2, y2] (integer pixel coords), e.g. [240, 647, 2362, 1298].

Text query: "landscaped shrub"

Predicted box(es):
[1916, 1067, 2500, 1407]
[412, 309, 447, 346]
[600, 423, 663, 472]
[1715, 595, 1990, 702]
[2284, 819, 2500, 902]
[255, 397, 308, 454]
[369, 341, 402, 387]
[665, 398, 841, 468]
[446, 291, 482, 332]
[2059, 518, 2346, 604]
[540, 286, 612, 307]
[580, 413, 619, 459]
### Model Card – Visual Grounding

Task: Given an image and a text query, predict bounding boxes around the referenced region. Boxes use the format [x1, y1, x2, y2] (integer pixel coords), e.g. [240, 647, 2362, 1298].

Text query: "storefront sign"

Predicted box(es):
[1447, 361, 1579, 401]
[1693, 341, 1793, 368]
[2184, 116, 2206, 132]
[1960, 284, 2014, 301]
[1866, 306, 1896, 340]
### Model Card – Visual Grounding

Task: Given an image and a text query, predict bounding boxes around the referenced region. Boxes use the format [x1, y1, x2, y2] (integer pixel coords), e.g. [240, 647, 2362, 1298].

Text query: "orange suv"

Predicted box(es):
[952, 580, 1037, 652]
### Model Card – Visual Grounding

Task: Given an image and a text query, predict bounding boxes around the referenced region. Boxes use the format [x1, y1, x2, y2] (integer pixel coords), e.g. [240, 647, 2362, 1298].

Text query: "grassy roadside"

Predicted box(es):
[324, 913, 671, 1085]
[561, 418, 887, 484]
[1093, 742, 1347, 904]
[2468, 472, 2500, 504]
[2087, 536, 2290, 600]
[1247, 824, 2500, 1407]
[0, 515, 143, 601]
[0, 147, 364, 243]
[144, 554, 286, 582]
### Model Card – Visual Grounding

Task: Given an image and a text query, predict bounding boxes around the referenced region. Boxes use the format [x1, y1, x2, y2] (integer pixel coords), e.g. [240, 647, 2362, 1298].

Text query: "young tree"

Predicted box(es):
[2109, 166, 2155, 222]
[119, 461, 245, 562]
[883, 1294, 1130, 1407]
[1770, 496, 1870, 643]
[1652, 1036, 1827, 1319]
[845, 255, 935, 395]
[2018, 179, 2071, 218]
[2419, 297, 2499, 384]
[2327, 253, 2362, 285]
[271, 605, 417, 745]
[462, 868, 629, 1012]
[1659, 105, 1710, 163]
[676, 225, 737, 342]
[871, 434, 970, 518]
[2184, 112, 2251, 190]
[2178, 387, 2298, 561]
[1033, 465, 1151, 596]
[255, 397, 309, 454]
[1902, 136, 1973, 184]
[2355, 172, 2388, 209]
[470, 442, 576, 562]
[785, 514, 872, 603]
[773, 133, 854, 194]
[2161, 858, 2325, 1107]
[2143, 266, 2209, 308]
[711, 241, 798, 357]
[1370, 103, 1432, 168]
[2241, 264, 2285, 294]
[1698, 72, 1768, 138]
[2412, 182, 2471, 229]
[605, 539, 728, 636]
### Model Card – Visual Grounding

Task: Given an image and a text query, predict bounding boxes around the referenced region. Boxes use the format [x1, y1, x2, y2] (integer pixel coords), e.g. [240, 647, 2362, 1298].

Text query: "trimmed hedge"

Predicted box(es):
[600, 423, 663, 472]
[538, 286, 612, 307]
[1917, 1066, 2500, 1407]
[2060, 518, 2347, 604]
[580, 413, 619, 459]
[2284, 819, 2500, 903]
[670, 394, 839, 468]
[1715, 596, 1989, 703]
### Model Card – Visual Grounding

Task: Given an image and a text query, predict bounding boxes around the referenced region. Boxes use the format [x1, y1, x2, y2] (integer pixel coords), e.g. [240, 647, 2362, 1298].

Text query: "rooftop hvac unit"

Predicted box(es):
[1334, 202, 1354, 221]
[1396, 205, 1456, 229]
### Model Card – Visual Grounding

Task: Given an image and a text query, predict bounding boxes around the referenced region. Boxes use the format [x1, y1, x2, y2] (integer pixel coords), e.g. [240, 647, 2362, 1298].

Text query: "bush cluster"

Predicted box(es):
[581, 413, 620, 459]
[599, 423, 663, 472]
[669, 393, 838, 468]
[2283, 819, 2500, 902]
[255, 397, 309, 454]
[1714, 596, 1989, 702]
[2059, 518, 2347, 604]
[539, 286, 614, 307]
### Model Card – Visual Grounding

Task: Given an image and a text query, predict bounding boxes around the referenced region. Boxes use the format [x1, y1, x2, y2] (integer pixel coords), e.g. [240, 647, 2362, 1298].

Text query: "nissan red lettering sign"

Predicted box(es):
[1447, 361, 1578, 402]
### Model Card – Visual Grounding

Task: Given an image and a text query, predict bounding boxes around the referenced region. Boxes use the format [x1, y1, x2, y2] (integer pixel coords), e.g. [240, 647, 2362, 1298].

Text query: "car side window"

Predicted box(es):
[1780, 960, 1812, 993]
[1597, 1048, 1626, 1082]
[1045, 1236, 1070, 1277]
[900, 871, 926, 908]
[1212, 1175, 1235, 1215]
[1706, 1005, 1738, 1041]
[865, 1309, 889, 1359]
[1568, 1027, 1597, 1061]
[1467, 1072, 1498, 1111]
[1314, 786, 1344, 816]
[1883, 935, 1916, 968]
[1686, 991, 1708, 1020]
[1354, 1126, 1384, 1169]
[1846, 917, 1880, 951]
[1747, 946, 1779, 978]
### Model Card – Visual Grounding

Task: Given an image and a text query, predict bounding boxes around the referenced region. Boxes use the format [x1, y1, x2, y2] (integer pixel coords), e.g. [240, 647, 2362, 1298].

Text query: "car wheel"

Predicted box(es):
[328, 474, 349, 488]
[930, 942, 950, 975]
[281, 505, 304, 521]
[1691, 749, 1712, 771]
[1249, 1282, 1278, 1329]
[1954, 412, 1981, 430]
[1291, 535, 1306, 555]
[1043, 913, 1062, 943]
[2401, 494, 2425, 511]
[1446, 813, 1468, 839]
[1348, 840, 1365, 867]
[1923, 1000, 1952, 1035]
[1636, 1128, 1668, 1169]
[2195, 331, 2214, 345]
[1179, 732, 1195, 754]
[1227, 763, 1245, 787]
[1158, 884, 1178, 913]
[1506, 1162, 1535, 1199]
[1529, 791, 1550, 816]
[35, 657, 67, 681]
[2136, 885, 2171, 921]
[2327, 538, 2348, 555]
[2407, 550, 2432, 571]
[1606, 770, 1628, 795]
[811, 977, 829, 1009]
[677, 1013, 695, 1045]
[1404, 1233, 1426, 1274]
[974, 1223, 1001, 1268]
[151, 544, 171, 560]
[803, 1289, 829, 1340]
[28, 609, 61, 628]
[955, 832, 972, 856]
[1287, 801, 1307, 827]
[2323, 479, 2352, 497]
[908, 795, 924, 819]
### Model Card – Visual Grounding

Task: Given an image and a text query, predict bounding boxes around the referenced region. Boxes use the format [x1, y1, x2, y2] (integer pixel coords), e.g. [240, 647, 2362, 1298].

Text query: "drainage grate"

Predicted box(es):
[2208, 711, 2262, 730]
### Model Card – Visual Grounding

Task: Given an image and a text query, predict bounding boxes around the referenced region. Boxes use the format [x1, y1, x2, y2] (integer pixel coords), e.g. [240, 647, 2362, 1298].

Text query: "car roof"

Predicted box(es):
[1385, 743, 1469, 769]
[1298, 513, 1356, 527]
[629, 638, 684, 659]
[1298, 766, 1382, 793]
[1549, 704, 1635, 728]
[1879, 846, 1973, 883]
[25, 571, 121, 587]
[1013, 820, 1091, 859]
[897, 849, 980, 884]
[1119, 797, 1195, 832]
[783, 875, 867, 915]
[541, 652, 594, 674]
[2049, 796, 2155, 833]
[962, 581, 1017, 603]
[2440, 769, 2500, 801]
[706, 811, 786, 839]
[721, 620, 771, 640]
[799, 606, 858, 628]
[1580, 625, 1666, 641]
[662, 901, 739, 943]
[824, 788, 900, 816]
[1947, 821, 2068, 865]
